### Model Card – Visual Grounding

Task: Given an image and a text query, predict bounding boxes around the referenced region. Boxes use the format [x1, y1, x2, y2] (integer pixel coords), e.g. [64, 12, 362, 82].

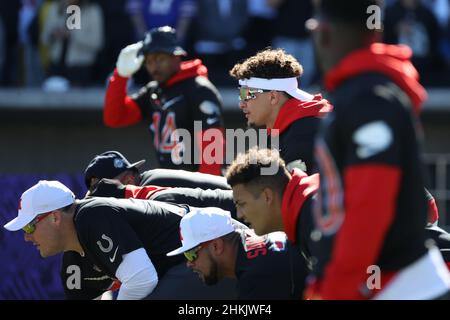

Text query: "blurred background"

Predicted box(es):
[0, 0, 449, 299]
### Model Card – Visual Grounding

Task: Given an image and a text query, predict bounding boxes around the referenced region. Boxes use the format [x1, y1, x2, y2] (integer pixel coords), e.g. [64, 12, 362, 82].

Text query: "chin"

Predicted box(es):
[252, 225, 266, 236]
[40, 249, 57, 258]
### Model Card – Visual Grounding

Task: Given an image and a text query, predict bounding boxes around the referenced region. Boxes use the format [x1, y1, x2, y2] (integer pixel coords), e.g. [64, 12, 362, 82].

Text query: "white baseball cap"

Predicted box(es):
[4, 180, 75, 231]
[166, 207, 235, 256]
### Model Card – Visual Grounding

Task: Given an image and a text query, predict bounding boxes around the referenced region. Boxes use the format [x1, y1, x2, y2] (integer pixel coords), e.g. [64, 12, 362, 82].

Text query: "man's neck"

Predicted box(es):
[273, 200, 285, 232]
[220, 238, 240, 279]
[266, 95, 289, 129]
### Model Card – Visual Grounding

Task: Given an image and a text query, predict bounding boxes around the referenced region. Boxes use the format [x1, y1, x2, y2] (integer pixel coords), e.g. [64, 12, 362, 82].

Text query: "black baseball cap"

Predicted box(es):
[84, 151, 146, 189]
[139, 26, 186, 56]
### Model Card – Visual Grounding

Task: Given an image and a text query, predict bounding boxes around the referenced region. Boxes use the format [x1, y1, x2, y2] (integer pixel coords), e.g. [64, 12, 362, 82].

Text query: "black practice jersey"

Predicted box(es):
[74, 197, 187, 277]
[61, 251, 118, 300]
[132, 70, 224, 171]
[139, 169, 230, 190]
[312, 73, 429, 298]
[234, 229, 307, 299]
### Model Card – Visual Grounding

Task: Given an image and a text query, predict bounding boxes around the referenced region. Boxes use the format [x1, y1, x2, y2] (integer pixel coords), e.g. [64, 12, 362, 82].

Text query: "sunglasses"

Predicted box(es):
[22, 212, 53, 234]
[239, 87, 270, 102]
[183, 241, 212, 262]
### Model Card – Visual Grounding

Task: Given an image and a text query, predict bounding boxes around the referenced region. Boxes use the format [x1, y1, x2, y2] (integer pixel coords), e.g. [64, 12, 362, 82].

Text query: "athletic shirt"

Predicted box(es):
[234, 229, 308, 299]
[72, 198, 187, 286]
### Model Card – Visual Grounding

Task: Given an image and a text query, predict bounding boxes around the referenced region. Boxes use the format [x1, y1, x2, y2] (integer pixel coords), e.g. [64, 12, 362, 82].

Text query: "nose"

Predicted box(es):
[146, 61, 158, 74]
[236, 208, 245, 220]
[186, 260, 194, 268]
[239, 101, 247, 110]
[24, 233, 33, 242]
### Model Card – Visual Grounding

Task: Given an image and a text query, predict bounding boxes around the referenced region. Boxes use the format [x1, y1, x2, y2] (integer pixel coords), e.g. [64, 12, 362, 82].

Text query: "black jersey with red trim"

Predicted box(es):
[132, 60, 224, 173]
[104, 60, 224, 175]
[311, 44, 429, 299]
[268, 97, 332, 173]
[61, 197, 188, 299]
[89, 178, 237, 219]
[234, 229, 307, 299]
[281, 169, 319, 260]
[63, 178, 234, 300]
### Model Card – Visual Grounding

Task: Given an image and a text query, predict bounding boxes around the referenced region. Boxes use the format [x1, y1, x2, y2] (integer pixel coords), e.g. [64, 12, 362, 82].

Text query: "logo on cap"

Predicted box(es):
[18, 198, 22, 211]
[114, 159, 124, 169]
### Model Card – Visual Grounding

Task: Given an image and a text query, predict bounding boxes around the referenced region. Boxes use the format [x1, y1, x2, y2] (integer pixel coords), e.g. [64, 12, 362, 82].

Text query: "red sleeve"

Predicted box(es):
[196, 129, 224, 176]
[321, 164, 401, 299]
[427, 196, 439, 224]
[103, 68, 143, 127]
[124, 185, 169, 200]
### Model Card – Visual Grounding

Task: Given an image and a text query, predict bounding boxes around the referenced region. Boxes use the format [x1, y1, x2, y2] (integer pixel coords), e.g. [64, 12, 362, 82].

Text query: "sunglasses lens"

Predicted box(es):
[23, 224, 35, 234]
[184, 249, 198, 262]
[239, 87, 250, 101]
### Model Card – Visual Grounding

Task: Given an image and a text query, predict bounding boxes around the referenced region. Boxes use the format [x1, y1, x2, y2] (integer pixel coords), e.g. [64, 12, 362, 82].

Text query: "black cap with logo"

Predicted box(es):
[84, 151, 146, 189]
[139, 26, 187, 56]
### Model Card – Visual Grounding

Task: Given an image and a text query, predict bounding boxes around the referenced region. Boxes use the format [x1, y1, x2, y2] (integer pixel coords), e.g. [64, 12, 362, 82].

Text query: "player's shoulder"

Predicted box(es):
[74, 198, 118, 227]
[333, 73, 414, 115]
[191, 77, 222, 101]
[131, 80, 159, 97]
[282, 116, 321, 138]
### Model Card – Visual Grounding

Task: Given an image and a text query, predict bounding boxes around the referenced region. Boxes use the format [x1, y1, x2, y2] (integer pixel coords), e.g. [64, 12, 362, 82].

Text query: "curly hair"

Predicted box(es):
[229, 48, 303, 80]
[225, 147, 290, 198]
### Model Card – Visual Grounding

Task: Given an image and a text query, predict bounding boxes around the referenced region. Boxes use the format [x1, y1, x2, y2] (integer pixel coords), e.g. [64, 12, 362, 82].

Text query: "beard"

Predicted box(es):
[202, 259, 219, 286]
[246, 122, 265, 130]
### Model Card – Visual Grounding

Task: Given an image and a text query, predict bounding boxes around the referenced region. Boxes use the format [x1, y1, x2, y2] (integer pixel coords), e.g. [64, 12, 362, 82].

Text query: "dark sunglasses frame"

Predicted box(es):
[22, 212, 53, 234]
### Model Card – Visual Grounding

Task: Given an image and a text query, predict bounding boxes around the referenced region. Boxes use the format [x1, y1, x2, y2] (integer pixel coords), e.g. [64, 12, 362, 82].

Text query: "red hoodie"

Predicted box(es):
[325, 43, 427, 114]
[104, 59, 208, 127]
[104, 59, 223, 176]
[281, 169, 319, 244]
[311, 44, 428, 300]
[268, 96, 333, 136]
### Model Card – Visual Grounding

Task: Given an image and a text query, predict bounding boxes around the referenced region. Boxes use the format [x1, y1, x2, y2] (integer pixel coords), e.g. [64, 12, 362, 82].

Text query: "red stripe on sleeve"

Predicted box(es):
[124, 185, 169, 200]
[427, 197, 439, 224]
[103, 68, 143, 127]
[321, 164, 401, 299]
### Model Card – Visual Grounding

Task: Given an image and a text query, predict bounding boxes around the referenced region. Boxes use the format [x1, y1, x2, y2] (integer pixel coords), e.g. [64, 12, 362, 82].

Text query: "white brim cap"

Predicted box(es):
[4, 214, 36, 232]
[167, 207, 235, 256]
[4, 180, 75, 231]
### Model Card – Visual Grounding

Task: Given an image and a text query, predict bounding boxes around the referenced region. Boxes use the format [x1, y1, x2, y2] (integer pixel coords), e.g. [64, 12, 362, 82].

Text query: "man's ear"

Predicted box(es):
[52, 211, 62, 226]
[262, 187, 275, 206]
[269, 90, 281, 105]
[210, 238, 225, 256]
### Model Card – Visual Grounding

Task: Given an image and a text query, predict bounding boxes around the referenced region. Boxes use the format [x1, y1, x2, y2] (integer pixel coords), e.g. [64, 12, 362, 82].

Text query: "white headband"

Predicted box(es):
[239, 77, 314, 101]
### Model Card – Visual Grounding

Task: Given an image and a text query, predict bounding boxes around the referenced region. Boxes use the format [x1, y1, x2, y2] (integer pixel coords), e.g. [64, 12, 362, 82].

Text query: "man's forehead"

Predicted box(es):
[232, 183, 255, 197]
[145, 52, 173, 60]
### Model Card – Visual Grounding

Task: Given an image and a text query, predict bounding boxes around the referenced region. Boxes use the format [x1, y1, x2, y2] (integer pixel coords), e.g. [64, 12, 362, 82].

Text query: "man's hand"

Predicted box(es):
[116, 42, 145, 77]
